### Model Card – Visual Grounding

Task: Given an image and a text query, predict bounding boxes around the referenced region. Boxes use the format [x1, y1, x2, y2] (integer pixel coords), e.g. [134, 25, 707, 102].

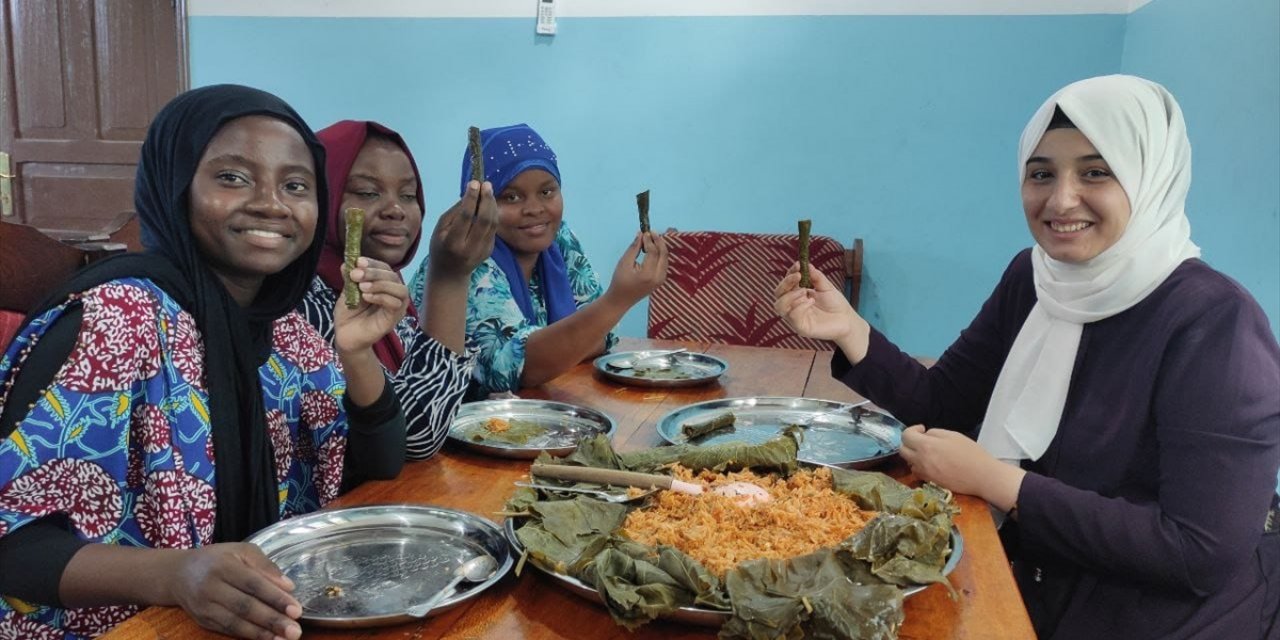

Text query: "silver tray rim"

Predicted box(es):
[656, 396, 903, 470]
[592, 350, 729, 388]
[447, 399, 617, 459]
[246, 504, 513, 628]
[503, 516, 963, 628]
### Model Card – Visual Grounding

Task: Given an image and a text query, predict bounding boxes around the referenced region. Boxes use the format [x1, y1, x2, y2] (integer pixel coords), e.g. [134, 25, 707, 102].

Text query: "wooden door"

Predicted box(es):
[0, 0, 186, 242]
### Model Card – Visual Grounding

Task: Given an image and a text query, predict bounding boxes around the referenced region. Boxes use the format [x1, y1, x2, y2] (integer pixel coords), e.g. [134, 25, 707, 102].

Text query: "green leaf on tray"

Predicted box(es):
[618, 426, 802, 474]
[513, 497, 629, 575]
[721, 549, 904, 640]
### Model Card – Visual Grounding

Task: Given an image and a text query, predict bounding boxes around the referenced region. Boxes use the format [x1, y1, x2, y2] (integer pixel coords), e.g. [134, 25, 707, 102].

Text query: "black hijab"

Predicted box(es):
[27, 84, 328, 542]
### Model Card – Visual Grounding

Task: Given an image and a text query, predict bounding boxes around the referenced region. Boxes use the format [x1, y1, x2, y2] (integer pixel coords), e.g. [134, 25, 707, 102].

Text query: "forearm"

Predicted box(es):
[418, 268, 470, 354]
[394, 333, 473, 460]
[831, 314, 871, 364]
[336, 347, 389, 408]
[520, 292, 626, 388]
[60, 544, 186, 608]
[341, 381, 407, 487]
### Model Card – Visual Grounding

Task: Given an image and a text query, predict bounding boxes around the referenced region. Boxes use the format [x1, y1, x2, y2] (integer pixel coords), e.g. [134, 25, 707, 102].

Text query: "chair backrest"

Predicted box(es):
[648, 230, 864, 350]
[0, 218, 137, 350]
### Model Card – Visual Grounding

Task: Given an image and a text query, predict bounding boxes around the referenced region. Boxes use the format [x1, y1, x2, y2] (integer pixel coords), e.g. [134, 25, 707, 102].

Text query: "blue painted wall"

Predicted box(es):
[190, 14, 1130, 355]
[1122, 0, 1280, 339]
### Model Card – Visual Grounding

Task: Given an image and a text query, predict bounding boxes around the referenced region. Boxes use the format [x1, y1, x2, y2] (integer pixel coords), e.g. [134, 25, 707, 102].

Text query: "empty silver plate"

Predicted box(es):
[656, 397, 903, 469]
[247, 505, 512, 628]
[448, 399, 616, 459]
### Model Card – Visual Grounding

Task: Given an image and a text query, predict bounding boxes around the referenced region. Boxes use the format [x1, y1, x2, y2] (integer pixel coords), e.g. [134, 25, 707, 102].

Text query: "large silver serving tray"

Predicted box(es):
[656, 397, 903, 469]
[503, 518, 963, 628]
[447, 399, 616, 459]
[593, 350, 729, 388]
[247, 505, 512, 629]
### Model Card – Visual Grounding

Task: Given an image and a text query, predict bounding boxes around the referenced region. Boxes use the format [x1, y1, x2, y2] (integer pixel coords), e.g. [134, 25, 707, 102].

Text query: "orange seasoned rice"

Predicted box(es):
[621, 466, 877, 577]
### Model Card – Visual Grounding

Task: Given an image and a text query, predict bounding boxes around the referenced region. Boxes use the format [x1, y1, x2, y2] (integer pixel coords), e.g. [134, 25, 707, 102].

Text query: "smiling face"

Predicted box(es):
[1022, 127, 1132, 264]
[496, 168, 563, 262]
[189, 115, 319, 301]
[340, 135, 422, 267]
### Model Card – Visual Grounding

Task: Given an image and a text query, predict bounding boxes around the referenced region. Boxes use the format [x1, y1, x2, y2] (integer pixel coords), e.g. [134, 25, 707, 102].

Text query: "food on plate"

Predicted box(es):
[680, 412, 735, 440]
[623, 466, 878, 577]
[505, 429, 958, 638]
[469, 417, 548, 445]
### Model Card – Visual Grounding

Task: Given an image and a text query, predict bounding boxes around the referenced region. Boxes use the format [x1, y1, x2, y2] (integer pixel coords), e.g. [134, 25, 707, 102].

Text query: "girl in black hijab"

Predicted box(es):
[0, 85, 407, 640]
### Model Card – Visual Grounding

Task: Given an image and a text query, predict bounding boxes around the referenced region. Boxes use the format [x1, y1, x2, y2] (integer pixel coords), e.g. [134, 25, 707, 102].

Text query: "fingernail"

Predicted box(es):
[360, 282, 372, 291]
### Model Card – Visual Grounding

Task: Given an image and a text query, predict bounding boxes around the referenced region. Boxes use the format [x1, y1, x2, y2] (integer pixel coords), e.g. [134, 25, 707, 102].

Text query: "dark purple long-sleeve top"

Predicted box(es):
[835, 249, 1280, 640]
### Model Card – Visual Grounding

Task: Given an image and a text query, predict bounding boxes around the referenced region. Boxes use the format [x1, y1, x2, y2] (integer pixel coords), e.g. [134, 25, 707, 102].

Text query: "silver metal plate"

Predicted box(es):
[447, 399, 616, 459]
[504, 518, 962, 628]
[247, 505, 512, 629]
[593, 351, 729, 388]
[656, 397, 903, 469]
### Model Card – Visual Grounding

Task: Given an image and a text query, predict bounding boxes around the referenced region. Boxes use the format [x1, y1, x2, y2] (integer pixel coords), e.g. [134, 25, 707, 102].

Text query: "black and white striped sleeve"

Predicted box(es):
[299, 276, 474, 460]
[393, 320, 475, 459]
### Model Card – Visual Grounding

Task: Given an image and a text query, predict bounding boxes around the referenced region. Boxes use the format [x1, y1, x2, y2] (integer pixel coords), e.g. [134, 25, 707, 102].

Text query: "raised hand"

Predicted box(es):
[427, 180, 499, 280]
[605, 231, 670, 306]
[333, 256, 409, 354]
[166, 543, 303, 640]
[773, 263, 861, 340]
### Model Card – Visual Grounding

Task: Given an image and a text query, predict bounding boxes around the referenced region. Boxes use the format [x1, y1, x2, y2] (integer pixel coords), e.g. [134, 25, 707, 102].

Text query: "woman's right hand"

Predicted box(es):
[605, 231, 670, 306]
[167, 543, 303, 640]
[774, 264, 870, 360]
[427, 180, 500, 280]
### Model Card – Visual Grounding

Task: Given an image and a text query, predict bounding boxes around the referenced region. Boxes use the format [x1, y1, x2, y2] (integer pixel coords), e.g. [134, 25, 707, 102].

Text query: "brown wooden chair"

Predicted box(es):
[648, 230, 864, 350]
[0, 217, 138, 350]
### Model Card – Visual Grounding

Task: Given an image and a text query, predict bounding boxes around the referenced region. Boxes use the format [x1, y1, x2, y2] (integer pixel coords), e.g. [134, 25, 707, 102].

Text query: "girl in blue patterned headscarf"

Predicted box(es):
[461, 124, 576, 324]
[410, 123, 671, 396]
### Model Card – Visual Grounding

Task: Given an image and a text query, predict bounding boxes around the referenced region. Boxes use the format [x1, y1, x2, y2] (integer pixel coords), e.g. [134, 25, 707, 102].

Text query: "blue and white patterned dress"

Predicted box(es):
[409, 221, 616, 396]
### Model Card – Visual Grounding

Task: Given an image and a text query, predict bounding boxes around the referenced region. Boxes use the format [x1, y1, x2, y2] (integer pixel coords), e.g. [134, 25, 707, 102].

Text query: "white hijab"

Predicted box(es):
[977, 75, 1201, 463]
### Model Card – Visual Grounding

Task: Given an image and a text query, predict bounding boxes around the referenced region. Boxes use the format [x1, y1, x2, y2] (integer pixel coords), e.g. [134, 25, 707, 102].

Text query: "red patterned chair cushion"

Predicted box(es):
[648, 231, 848, 350]
[0, 309, 24, 353]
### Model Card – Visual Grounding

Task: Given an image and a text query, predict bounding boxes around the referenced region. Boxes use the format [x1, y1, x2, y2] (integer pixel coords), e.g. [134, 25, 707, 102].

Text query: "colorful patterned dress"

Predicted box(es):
[0, 278, 352, 639]
[409, 220, 617, 396]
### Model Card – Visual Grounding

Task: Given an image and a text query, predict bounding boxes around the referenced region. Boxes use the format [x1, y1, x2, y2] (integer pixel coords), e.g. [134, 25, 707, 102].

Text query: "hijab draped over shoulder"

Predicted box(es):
[462, 123, 577, 324]
[978, 75, 1201, 462]
[315, 120, 424, 372]
[25, 84, 329, 541]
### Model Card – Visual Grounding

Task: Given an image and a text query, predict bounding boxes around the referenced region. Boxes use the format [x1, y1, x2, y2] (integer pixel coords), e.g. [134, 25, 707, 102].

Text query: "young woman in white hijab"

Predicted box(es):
[775, 75, 1279, 639]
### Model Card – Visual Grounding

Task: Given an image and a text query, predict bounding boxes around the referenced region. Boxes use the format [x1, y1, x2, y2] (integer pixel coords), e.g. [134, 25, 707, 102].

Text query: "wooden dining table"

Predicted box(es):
[104, 337, 1034, 640]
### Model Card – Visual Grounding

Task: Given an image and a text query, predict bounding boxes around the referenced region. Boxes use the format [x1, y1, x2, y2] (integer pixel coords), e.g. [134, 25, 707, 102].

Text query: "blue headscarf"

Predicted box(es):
[462, 124, 576, 324]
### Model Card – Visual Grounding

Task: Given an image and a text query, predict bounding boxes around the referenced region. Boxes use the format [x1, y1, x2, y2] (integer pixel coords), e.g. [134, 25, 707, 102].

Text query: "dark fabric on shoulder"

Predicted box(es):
[0, 515, 89, 606]
[0, 307, 82, 439]
[340, 379, 406, 492]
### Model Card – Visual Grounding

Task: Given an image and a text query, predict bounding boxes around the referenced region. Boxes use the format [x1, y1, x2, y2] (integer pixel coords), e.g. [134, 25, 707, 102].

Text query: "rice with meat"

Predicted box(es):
[621, 465, 877, 577]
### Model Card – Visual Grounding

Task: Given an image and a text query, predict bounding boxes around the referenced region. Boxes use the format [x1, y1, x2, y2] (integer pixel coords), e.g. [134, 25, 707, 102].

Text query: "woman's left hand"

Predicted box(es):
[899, 425, 1025, 511]
[333, 256, 409, 354]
